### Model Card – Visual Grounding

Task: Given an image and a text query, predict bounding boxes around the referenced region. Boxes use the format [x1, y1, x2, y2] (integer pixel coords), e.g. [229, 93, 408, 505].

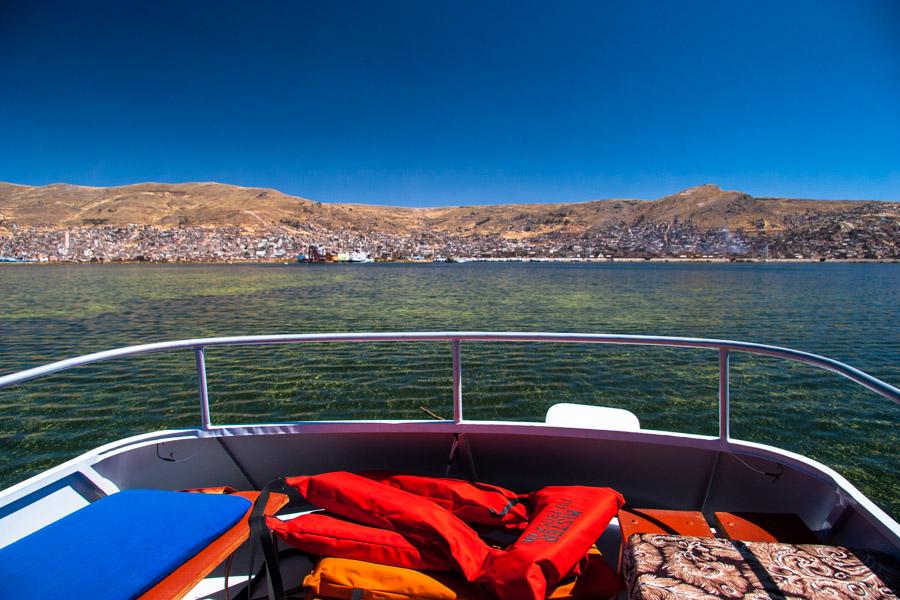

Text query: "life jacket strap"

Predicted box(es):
[489, 497, 520, 518]
[248, 477, 289, 600]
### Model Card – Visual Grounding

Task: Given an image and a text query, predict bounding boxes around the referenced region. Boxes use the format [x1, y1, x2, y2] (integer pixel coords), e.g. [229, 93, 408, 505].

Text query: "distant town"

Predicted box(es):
[1, 200, 897, 263]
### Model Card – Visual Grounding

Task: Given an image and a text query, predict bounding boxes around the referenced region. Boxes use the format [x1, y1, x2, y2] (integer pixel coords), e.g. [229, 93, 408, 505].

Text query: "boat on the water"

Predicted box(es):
[0, 256, 37, 262]
[0, 332, 897, 599]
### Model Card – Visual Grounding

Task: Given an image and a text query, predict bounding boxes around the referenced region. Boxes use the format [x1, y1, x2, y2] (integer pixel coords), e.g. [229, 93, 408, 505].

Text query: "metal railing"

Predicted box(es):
[0, 333, 897, 441]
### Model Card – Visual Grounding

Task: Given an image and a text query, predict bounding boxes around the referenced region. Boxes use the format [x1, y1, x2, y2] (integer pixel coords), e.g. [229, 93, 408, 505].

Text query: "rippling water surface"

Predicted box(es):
[0, 263, 897, 516]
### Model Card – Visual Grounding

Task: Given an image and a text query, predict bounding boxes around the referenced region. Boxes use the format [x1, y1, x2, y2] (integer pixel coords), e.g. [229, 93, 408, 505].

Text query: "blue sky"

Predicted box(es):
[1, 1, 898, 206]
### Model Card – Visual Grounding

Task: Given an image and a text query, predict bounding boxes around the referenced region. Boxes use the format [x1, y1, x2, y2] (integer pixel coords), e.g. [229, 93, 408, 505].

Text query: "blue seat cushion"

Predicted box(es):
[0, 489, 252, 599]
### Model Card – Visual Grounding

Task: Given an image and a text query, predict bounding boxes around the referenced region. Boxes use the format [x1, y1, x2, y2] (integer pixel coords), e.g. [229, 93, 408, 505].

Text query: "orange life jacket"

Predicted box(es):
[277, 472, 491, 580]
[361, 471, 529, 531]
[271, 512, 456, 572]
[267, 472, 623, 600]
[474, 485, 622, 600]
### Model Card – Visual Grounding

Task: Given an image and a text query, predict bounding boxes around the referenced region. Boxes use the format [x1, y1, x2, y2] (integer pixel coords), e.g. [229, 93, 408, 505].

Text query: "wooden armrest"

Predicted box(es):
[140, 491, 289, 600]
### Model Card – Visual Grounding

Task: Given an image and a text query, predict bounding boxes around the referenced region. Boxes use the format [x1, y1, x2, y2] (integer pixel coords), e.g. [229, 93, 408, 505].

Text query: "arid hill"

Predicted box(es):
[1, 181, 895, 238]
[0, 182, 419, 233]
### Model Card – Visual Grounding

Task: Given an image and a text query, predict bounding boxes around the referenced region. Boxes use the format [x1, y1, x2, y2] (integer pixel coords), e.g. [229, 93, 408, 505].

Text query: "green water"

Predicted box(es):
[0, 263, 897, 516]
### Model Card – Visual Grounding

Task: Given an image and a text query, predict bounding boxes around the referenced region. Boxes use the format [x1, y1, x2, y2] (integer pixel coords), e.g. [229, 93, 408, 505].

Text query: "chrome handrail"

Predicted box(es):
[0, 333, 897, 441]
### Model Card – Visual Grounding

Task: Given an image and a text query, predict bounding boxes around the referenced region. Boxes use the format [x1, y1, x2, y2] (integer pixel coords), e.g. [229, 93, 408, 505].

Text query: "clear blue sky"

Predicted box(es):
[1, 1, 898, 206]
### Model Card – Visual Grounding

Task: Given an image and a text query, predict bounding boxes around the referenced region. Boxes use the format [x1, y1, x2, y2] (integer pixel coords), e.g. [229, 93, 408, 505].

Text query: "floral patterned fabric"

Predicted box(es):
[624, 534, 899, 599]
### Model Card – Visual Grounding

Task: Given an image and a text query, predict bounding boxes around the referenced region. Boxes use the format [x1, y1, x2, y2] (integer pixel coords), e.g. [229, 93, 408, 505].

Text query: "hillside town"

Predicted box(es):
[1, 201, 897, 262]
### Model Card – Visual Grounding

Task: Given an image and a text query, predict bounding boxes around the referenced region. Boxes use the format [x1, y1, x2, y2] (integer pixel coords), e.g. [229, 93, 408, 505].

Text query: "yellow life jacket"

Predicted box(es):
[303, 548, 622, 600]
[303, 557, 492, 600]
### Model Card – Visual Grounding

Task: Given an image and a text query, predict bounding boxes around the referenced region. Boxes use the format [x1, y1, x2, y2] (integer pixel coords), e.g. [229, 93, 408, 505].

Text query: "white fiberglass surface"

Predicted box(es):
[0, 422, 897, 562]
[0, 486, 89, 549]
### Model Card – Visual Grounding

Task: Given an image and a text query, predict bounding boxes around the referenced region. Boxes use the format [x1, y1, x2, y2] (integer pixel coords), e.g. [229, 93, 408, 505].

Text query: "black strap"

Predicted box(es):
[234, 549, 306, 600]
[247, 477, 289, 600]
[232, 561, 266, 600]
[489, 497, 520, 518]
[443, 433, 461, 478]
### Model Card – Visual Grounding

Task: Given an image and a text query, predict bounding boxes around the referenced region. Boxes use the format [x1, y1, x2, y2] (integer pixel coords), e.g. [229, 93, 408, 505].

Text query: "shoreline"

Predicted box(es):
[1, 257, 897, 266]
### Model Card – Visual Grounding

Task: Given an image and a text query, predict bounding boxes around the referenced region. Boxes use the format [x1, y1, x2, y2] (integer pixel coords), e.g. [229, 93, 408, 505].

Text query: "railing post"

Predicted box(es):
[195, 347, 211, 430]
[452, 339, 462, 423]
[718, 348, 730, 444]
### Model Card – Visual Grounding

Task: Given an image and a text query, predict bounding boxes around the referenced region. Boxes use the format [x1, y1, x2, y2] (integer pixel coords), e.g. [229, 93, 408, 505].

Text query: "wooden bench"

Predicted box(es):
[616, 508, 713, 570]
[0, 488, 289, 600]
[618, 508, 714, 539]
[713, 511, 817, 544]
[141, 490, 289, 600]
[624, 534, 900, 599]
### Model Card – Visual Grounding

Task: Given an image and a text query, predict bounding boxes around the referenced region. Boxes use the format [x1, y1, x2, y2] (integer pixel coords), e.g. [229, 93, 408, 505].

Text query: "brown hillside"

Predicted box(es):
[638, 184, 864, 232]
[0, 181, 896, 236]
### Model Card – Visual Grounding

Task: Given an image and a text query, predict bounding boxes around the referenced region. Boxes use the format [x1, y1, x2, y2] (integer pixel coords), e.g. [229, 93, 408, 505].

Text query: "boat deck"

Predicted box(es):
[0, 332, 897, 598]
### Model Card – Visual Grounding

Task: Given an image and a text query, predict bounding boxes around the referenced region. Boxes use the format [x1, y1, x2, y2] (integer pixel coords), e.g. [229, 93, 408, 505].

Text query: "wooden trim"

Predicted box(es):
[140, 491, 289, 600]
[713, 511, 817, 543]
[617, 508, 713, 571]
[618, 508, 714, 539]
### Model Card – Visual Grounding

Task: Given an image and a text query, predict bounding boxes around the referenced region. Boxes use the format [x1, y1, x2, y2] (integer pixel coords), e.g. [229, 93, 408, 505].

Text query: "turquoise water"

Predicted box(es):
[0, 263, 897, 516]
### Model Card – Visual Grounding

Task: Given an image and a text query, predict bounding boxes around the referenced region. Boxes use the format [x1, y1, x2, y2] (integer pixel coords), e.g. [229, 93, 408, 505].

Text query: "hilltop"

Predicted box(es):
[1, 181, 891, 234]
[0, 182, 897, 261]
[0, 181, 416, 233]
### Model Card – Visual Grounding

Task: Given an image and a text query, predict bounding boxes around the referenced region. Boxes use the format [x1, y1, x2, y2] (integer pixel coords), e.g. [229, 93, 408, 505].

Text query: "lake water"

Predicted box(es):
[1, 262, 897, 516]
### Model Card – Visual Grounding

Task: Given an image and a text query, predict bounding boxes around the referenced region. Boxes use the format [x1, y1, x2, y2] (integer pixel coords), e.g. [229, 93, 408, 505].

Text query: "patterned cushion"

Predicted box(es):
[624, 533, 899, 599]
